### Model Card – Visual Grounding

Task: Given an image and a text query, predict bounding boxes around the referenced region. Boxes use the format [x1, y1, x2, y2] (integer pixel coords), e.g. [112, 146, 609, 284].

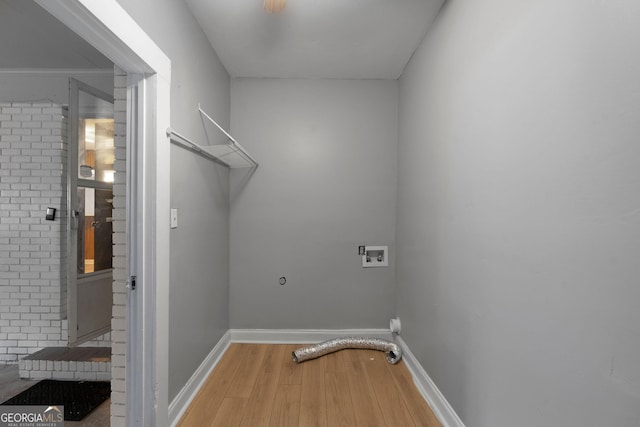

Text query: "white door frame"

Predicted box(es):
[34, 1, 171, 425]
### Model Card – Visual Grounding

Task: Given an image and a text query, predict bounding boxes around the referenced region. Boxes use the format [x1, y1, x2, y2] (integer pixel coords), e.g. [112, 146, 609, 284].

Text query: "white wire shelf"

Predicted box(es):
[166, 104, 258, 169]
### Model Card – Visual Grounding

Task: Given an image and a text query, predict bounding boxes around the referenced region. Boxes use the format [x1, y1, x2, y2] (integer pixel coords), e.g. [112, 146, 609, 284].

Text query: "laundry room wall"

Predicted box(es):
[230, 78, 398, 330]
[115, 0, 232, 403]
[396, 0, 640, 425]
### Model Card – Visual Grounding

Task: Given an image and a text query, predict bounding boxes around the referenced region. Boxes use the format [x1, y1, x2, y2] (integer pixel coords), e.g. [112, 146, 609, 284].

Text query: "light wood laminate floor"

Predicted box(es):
[178, 343, 442, 427]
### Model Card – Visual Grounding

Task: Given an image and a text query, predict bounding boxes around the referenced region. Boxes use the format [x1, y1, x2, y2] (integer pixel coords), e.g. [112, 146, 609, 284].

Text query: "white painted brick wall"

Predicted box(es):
[111, 66, 127, 427]
[0, 102, 110, 364]
[20, 357, 111, 381]
[0, 102, 66, 362]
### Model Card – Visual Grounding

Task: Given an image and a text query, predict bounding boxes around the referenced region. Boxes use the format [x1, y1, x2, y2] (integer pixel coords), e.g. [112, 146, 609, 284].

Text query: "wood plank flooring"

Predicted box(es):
[178, 343, 442, 427]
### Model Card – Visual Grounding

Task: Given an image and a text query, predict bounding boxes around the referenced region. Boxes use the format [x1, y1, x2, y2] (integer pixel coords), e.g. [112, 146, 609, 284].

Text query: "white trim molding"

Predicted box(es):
[168, 331, 232, 427]
[396, 336, 465, 427]
[230, 328, 393, 344]
[36, 0, 170, 77]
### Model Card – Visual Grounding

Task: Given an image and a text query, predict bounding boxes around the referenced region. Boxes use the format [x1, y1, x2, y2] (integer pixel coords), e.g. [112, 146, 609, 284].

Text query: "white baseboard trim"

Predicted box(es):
[396, 336, 465, 427]
[230, 328, 393, 343]
[168, 330, 231, 427]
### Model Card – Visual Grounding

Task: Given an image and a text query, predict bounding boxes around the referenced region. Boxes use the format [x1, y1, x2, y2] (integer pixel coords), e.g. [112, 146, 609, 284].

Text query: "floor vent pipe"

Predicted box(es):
[292, 337, 402, 365]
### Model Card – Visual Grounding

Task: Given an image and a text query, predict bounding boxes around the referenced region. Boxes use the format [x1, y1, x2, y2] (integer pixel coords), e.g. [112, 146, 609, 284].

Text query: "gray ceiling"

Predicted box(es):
[0, 0, 444, 79]
[0, 0, 112, 69]
[186, 0, 445, 79]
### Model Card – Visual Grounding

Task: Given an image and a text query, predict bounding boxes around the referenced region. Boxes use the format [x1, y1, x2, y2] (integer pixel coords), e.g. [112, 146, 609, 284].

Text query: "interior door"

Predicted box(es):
[68, 78, 114, 346]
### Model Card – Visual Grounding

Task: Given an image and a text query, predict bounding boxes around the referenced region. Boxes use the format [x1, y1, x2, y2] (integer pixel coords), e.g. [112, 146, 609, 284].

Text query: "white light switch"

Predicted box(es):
[170, 208, 178, 229]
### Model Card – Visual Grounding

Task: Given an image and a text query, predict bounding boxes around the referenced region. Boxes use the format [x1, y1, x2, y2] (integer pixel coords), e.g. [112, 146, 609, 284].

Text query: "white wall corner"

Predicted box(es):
[396, 336, 466, 427]
[168, 330, 231, 427]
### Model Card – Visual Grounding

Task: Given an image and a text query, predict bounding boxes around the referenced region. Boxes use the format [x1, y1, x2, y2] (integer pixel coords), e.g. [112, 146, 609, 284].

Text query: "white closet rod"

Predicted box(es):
[198, 104, 259, 167]
[166, 128, 229, 166]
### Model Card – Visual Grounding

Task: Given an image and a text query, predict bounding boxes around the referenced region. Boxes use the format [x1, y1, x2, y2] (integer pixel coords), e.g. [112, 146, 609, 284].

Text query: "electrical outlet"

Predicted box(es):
[362, 245, 388, 267]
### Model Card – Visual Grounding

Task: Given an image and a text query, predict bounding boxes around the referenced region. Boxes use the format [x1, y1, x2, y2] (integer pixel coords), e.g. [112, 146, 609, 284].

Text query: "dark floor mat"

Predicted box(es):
[1, 380, 110, 421]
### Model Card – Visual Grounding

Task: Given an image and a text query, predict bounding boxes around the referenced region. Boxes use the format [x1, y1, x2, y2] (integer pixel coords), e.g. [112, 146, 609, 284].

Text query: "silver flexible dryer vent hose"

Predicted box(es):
[292, 337, 402, 365]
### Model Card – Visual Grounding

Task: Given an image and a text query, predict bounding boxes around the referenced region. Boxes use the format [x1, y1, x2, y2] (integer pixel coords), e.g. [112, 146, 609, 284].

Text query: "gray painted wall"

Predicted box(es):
[230, 78, 397, 329]
[115, 0, 231, 401]
[396, 1, 640, 426]
[0, 72, 113, 104]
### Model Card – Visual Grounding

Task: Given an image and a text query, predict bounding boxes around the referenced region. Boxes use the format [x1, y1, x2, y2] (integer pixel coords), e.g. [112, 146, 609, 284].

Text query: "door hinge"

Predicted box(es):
[128, 275, 137, 290]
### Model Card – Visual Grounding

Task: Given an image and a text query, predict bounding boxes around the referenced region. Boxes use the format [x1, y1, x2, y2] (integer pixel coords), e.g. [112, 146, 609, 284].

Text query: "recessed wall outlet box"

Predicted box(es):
[362, 245, 388, 267]
[45, 207, 56, 221]
[170, 208, 178, 229]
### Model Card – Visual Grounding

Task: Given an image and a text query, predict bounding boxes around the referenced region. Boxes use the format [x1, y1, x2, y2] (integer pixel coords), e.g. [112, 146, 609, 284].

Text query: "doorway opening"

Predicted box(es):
[2, 0, 171, 424]
[0, 0, 115, 423]
[68, 78, 115, 347]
